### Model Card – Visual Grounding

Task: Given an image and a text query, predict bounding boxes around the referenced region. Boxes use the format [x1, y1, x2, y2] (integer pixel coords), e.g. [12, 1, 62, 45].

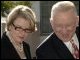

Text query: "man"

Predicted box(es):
[36, 1, 79, 59]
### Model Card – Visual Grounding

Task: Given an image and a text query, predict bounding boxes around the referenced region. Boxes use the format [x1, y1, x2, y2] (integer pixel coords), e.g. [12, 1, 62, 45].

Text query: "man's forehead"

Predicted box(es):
[53, 10, 77, 20]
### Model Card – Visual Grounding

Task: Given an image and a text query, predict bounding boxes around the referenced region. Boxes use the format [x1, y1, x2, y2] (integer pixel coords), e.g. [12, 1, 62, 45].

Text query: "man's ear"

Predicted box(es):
[76, 16, 79, 27]
[50, 18, 53, 26]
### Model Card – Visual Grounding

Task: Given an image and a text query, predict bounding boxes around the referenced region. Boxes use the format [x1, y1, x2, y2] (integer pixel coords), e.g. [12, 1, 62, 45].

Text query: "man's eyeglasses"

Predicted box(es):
[12, 23, 32, 33]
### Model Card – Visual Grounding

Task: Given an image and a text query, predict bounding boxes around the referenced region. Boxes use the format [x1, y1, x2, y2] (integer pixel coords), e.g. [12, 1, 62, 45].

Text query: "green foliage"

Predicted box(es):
[15, 1, 31, 7]
[1, 1, 31, 17]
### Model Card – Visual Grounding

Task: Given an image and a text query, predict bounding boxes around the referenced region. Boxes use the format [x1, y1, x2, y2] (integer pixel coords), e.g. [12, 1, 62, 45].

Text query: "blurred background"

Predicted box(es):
[1, 1, 79, 58]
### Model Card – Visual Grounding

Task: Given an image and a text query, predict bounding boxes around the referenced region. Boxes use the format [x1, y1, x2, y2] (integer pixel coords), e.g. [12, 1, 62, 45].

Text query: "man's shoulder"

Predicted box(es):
[37, 33, 55, 50]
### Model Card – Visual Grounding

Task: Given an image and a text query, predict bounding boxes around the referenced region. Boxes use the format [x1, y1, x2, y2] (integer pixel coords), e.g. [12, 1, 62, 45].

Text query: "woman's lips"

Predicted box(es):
[19, 36, 24, 39]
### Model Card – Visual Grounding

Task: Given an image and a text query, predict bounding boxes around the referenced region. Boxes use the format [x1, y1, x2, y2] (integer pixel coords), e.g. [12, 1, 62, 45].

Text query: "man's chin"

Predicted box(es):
[60, 38, 71, 42]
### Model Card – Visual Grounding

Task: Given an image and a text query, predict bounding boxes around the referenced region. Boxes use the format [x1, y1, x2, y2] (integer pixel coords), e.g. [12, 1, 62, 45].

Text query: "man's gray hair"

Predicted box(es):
[50, 1, 77, 20]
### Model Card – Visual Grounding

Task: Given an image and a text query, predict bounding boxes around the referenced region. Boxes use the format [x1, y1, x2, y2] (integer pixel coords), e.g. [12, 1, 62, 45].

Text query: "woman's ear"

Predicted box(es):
[8, 25, 12, 31]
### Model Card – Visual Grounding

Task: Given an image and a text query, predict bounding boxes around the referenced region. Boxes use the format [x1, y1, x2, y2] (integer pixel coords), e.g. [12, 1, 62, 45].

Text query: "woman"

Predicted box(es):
[1, 5, 37, 59]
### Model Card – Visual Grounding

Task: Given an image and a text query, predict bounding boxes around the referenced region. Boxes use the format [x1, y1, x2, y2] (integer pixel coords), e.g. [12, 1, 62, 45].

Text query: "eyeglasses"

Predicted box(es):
[12, 23, 32, 33]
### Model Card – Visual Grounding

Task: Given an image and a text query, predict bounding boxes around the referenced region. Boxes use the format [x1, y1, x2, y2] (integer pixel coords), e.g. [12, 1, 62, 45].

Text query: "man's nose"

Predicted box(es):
[62, 27, 67, 33]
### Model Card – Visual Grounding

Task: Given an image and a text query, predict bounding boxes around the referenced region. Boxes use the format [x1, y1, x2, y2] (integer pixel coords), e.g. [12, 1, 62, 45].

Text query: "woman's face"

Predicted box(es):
[9, 17, 31, 43]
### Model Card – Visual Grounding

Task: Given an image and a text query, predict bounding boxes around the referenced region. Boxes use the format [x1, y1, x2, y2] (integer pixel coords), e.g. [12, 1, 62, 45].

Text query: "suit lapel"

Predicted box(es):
[52, 33, 74, 59]
[23, 42, 31, 59]
[2, 32, 20, 59]
[76, 27, 79, 42]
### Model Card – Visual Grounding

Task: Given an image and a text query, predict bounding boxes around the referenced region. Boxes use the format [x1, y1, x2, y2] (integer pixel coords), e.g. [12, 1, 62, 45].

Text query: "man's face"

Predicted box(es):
[51, 10, 78, 42]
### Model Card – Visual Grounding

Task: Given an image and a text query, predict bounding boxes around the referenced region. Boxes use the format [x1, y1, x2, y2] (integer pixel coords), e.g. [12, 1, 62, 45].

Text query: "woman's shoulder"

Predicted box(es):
[1, 32, 9, 42]
[23, 42, 30, 48]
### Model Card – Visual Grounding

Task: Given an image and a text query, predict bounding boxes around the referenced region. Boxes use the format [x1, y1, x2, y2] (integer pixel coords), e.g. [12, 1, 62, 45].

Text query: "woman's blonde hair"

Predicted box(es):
[6, 5, 37, 32]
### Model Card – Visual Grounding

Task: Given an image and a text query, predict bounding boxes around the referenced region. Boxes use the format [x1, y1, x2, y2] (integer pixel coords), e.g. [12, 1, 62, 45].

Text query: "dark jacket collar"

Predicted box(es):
[1, 32, 31, 59]
[50, 27, 79, 59]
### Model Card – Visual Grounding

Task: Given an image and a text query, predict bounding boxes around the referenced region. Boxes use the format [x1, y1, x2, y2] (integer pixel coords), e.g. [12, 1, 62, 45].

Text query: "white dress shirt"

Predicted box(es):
[64, 33, 79, 54]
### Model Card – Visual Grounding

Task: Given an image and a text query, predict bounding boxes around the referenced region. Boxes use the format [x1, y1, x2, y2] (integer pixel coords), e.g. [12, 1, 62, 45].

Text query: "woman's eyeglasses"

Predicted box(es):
[12, 23, 32, 33]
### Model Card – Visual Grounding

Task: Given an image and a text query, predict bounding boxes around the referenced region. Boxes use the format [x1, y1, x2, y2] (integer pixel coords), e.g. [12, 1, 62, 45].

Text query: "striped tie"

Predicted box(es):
[70, 39, 79, 59]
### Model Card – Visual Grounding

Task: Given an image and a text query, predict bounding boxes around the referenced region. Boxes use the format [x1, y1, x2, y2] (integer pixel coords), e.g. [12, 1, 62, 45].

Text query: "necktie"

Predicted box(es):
[70, 39, 79, 59]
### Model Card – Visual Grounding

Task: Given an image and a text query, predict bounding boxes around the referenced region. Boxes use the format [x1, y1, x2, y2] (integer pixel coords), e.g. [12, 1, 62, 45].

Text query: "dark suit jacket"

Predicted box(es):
[1, 32, 31, 59]
[36, 28, 79, 59]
